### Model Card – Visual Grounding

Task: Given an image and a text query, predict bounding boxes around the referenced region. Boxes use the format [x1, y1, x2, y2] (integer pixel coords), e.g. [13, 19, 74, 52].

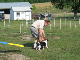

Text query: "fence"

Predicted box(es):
[52, 13, 80, 19]
[49, 17, 80, 29]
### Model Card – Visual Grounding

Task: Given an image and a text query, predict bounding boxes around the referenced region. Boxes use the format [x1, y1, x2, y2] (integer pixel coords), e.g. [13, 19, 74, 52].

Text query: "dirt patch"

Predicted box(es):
[20, 35, 32, 41]
[8, 33, 32, 41]
[10, 33, 20, 34]
[53, 36, 60, 39]
[0, 53, 30, 60]
[8, 53, 30, 60]
[48, 35, 60, 39]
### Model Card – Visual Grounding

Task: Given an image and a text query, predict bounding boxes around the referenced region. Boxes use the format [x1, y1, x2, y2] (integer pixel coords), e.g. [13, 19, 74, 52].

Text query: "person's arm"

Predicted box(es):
[42, 29, 46, 37]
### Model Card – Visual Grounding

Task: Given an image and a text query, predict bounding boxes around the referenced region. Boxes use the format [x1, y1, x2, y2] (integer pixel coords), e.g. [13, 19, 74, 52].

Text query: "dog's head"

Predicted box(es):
[44, 37, 48, 41]
[36, 42, 41, 46]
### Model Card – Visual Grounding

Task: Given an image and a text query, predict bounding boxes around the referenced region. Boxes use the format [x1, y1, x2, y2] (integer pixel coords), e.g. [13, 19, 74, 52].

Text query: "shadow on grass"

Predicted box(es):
[23, 43, 33, 47]
[0, 50, 21, 53]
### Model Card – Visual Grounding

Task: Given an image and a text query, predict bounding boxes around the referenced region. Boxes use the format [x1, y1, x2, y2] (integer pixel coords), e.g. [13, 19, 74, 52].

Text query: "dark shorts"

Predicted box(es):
[30, 26, 40, 38]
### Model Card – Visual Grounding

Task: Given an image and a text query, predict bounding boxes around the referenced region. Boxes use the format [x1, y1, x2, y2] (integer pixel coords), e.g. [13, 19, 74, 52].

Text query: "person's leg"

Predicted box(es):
[34, 37, 39, 48]
[30, 26, 40, 48]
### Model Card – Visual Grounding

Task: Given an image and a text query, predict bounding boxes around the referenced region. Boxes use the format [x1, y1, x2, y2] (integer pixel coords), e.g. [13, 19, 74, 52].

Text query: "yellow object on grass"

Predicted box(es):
[8, 43, 24, 47]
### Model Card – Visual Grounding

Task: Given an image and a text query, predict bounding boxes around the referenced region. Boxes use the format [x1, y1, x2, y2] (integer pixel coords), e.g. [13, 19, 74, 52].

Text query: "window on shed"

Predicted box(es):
[16, 12, 20, 17]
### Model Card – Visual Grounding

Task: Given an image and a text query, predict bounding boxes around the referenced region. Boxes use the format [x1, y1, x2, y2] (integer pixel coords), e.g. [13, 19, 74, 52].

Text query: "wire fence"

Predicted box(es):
[52, 13, 80, 19]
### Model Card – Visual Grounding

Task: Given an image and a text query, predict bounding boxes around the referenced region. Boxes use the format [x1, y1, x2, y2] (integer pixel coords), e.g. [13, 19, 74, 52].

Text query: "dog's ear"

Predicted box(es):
[44, 37, 49, 41]
[44, 37, 47, 39]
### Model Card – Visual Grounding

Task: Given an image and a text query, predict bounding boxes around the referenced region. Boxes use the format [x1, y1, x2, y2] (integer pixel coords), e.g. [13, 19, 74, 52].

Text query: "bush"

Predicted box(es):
[32, 5, 36, 10]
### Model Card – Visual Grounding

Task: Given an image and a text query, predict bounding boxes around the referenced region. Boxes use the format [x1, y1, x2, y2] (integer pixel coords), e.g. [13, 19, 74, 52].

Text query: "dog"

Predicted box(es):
[43, 38, 48, 48]
[36, 37, 48, 51]
[36, 42, 46, 51]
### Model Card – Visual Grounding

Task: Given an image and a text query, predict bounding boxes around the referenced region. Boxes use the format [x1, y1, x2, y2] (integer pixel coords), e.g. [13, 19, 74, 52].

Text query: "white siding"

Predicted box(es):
[30, 11, 31, 20]
[10, 7, 32, 20]
[14, 11, 31, 20]
[14, 12, 17, 20]
[20, 12, 25, 20]
[25, 11, 31, 20]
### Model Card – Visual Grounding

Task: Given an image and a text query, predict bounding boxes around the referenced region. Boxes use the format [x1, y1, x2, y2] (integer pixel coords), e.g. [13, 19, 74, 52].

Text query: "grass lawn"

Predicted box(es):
[31, 2, 72, 14]
[0, 19, 80, 60]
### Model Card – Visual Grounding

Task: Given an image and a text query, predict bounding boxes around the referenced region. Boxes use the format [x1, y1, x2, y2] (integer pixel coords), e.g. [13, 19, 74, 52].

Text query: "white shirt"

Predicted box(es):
[31, 20, 44, 29]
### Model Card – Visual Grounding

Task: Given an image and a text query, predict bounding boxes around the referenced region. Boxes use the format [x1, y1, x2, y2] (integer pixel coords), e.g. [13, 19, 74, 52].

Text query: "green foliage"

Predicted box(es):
[32, 5, 36, 10]
[0, 0, 51, 4]
[51, 0, 80, 17]
[51, 0, 80, 10]
[79, 7, 80, 12]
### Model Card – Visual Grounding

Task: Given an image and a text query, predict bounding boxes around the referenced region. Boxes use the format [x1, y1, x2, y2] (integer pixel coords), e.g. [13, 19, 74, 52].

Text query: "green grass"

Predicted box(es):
[31, 2, 80, 18]
[0, 19, 80, 60]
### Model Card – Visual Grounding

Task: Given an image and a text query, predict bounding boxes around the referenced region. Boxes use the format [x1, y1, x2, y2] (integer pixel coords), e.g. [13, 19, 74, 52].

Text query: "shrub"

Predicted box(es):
[32, 5, 36, 10]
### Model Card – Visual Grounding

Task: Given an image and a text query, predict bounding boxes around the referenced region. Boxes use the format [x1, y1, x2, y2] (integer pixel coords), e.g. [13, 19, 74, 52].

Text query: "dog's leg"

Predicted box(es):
[36, 47, 38, 51]
[46, 41, 48, 48]
[36, 47, 37, 50]
[44, 40, 48, 48]
[46, 46, 48, 48]
[38, 47, 40, 51]
[43, 46, 44, 50]
[46, 44, 48, 48]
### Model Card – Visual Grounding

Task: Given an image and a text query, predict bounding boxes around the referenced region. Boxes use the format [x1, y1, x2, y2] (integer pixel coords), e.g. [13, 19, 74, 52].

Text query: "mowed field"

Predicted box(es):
[31, 2, 53, 9]
[0, 19, 80, 60]
[31, 2, 80, 18]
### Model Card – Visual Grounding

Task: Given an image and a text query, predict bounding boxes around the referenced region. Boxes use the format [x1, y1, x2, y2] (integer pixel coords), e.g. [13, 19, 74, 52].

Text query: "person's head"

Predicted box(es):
[44, 20, 50, 26]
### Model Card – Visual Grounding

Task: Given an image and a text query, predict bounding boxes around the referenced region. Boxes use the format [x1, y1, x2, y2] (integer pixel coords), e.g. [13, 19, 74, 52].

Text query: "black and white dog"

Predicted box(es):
[36, 38, 48, 51]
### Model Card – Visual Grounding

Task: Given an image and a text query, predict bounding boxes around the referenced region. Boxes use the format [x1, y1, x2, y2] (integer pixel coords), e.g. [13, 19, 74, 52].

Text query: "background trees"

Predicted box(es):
[51, 0, 80, 17]
[0, 0, 51, 3]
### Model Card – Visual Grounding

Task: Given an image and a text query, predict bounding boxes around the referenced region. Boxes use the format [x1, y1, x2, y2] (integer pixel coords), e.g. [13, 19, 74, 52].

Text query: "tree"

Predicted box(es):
[51, 0, 80, 18]
[1, 0, 4, 2]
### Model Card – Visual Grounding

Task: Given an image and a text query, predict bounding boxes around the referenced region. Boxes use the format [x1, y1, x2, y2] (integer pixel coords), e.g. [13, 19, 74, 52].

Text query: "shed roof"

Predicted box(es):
[0, 2, 32, 9]
[12, 7, 31, 11]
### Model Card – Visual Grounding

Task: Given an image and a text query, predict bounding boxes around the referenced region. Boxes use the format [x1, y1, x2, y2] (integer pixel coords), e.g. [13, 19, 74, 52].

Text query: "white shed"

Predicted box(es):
[0, 2, 32, 20]
[10, 7, 32, 20]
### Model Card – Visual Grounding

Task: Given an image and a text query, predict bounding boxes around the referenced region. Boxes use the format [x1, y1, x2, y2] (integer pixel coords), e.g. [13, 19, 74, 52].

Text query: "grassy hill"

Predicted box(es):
[31, 2, 71, 14]
[31, 2, 80, 18]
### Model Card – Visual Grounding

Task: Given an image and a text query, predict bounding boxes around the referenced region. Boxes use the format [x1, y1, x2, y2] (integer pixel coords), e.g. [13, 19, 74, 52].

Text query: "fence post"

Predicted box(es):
[20, 24, 21, 33]
[4, 19, 5, 27]
[26, 20, 28, 27]
[60, 18, 61, 29]
[65, 18, 66, 28]
[33, 19, 34, 23]
[74, 17, 76, 28]
[22, 20, 23, 27]
[50, 24, 51, 29]
[75, 23, 76, 28]
[54, 18, 55, 28]
[70, 20, 71, 28]
[9, 19, 10, 26]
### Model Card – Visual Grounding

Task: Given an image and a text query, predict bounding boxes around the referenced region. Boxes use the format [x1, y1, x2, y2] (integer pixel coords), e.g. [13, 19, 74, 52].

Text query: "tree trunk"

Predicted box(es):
[74, 10, 77, 18]
[74, 6, 78, 18]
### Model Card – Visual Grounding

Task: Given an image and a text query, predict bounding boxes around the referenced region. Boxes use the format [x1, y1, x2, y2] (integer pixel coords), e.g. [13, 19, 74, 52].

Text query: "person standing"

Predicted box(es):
[30, 20, 50, 48]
